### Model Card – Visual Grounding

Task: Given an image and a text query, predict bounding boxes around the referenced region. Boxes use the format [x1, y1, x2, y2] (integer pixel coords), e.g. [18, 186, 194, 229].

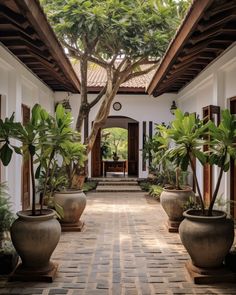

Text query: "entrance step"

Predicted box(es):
[96, 185, 142, 192]
[95, 178, 141, 192]
[98, 181, 138, 186]
[91, 177, 138, 182]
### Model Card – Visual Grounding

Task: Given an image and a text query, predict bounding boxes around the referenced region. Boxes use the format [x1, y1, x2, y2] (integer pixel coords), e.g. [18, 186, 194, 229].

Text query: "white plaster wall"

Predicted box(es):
[0, 45, 54, 212]
[167, 43, 236, 212]
[55, 91, 176, 178]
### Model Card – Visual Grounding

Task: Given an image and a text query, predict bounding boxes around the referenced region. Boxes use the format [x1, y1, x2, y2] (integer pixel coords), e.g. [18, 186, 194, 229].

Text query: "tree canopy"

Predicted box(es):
[41, 0, 191, 154]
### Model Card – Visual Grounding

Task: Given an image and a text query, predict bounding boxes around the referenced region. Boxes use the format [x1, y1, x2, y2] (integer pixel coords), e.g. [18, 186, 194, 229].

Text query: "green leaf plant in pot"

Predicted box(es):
[168, 109, 236, 274]
[156, 122, 195, 233]
[54, 130, 87, 232]
[0, 104, 61, 281]
[0, 182, 18, 275]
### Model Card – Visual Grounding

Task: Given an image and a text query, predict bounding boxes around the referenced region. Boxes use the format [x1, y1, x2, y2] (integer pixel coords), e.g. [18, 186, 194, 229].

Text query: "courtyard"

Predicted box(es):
[1, 191, 236, 295]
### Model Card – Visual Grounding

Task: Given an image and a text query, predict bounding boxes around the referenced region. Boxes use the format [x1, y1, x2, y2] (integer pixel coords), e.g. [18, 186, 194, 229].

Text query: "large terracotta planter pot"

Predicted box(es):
[179, 209, 235, 268]
[10, 209, 61, 274]
[160, 186, 194, 232]
[54, 189, 86, 231]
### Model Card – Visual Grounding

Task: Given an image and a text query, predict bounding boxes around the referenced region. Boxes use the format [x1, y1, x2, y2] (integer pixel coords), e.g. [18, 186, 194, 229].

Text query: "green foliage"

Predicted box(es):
[149, 185, 163, 200]
[0, 183, 14, 234]
[165, 109, 236, 215]
[101, 128, 127, 160]
[82, 181, 98, 193]
[144, 123, 176, 187]
[0, 104, 86, 215]
[41, 0, 190, 59]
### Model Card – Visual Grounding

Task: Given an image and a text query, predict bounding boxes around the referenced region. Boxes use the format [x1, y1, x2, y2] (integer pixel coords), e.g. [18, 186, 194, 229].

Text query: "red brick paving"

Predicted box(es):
[0, 192, 236, 294]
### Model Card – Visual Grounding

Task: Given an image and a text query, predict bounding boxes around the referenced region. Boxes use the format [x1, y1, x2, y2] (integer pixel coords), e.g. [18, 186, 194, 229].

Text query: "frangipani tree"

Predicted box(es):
[41, 0, 190, 153]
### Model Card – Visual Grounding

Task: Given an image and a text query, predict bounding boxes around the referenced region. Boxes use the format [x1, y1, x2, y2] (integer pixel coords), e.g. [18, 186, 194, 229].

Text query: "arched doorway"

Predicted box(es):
[91, 116, 139, 177]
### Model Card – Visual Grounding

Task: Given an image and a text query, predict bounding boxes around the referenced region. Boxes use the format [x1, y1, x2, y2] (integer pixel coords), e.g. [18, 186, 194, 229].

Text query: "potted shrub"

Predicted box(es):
[153, 123, 195, 232]
[0, 105, 61, 281]
[168, 109, 235, 272]
[0, 182, 18, 275]
[54, 137, 87, 231]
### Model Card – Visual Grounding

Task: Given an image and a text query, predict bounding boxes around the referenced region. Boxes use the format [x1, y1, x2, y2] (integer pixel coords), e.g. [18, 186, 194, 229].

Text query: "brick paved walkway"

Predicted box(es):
[1, 192, 236, 295]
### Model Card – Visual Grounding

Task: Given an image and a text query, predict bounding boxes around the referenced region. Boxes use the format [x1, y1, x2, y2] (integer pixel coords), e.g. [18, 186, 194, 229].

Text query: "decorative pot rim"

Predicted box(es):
[163, 185, 193, 193]
[183, 209, 227, 221]
[17, 209, 56, 221]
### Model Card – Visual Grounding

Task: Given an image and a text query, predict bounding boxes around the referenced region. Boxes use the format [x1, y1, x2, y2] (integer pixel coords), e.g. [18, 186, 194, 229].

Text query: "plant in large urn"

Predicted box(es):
[168, 109, 236, 283]
[0, 105, 61, 282]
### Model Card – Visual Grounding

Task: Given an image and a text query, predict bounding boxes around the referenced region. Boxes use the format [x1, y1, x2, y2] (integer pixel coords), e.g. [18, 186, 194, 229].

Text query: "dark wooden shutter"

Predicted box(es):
[142, 122, 146, 171]
[202, 105, 220, 206]
[91, 129, 102, 177]
[0, 96, 1, 181]
[149, 121, 153, 166]
[22, 104, 31, 210]
[128, 122, 139, 176]
[230, 98, 236, 218]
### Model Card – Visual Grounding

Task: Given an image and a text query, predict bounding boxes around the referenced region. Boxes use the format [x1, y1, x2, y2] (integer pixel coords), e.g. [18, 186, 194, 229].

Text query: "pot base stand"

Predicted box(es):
[60, 220, 85, 232]
[186, 260, 236, 284]
[167, 220, 180, 233]
[9, 261, 58, 282]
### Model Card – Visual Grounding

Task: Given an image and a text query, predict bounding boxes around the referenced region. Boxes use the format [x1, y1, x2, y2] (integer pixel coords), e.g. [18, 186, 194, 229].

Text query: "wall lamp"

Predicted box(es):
[170, 100, 177, 115]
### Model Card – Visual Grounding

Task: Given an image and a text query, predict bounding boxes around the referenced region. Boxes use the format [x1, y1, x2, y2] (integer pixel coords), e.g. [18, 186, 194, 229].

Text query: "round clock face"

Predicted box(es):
[113, 102, 122, 111]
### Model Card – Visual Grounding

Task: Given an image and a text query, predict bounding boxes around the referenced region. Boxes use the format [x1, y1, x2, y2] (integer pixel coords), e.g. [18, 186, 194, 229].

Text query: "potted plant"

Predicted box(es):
[54, 137, 87, 231]
[0, 105, 61, 281]
[168, 109, 235, 272]
[153, 123, 195, 232]
[0, 182, 18, 275]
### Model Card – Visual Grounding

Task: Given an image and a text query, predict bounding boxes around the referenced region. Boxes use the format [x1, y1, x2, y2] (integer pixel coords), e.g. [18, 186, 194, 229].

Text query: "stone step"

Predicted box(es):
[90, 177, 139, 182]
[96, 185, 142, 192]
[98, 181, 138, 186]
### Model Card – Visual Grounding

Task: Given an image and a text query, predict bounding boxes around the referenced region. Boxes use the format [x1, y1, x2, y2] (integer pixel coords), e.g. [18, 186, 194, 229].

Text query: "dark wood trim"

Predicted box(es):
[0, 96, 1, 182]
[149, 121, 153, 167]
[142, 121, 146, 171]
[230, 97, 236, 218]
[202, 105, 220, 206]
[21, 104, 31, 210]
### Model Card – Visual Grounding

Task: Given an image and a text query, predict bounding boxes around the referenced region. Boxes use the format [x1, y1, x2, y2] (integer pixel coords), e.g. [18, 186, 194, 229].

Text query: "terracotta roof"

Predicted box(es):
[73, 62, 156, 93]
[0, 0, 80, 93]
[148, 0, 236, 97]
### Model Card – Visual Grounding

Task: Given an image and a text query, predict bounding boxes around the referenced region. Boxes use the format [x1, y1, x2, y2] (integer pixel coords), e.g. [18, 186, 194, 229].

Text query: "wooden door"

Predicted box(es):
[230, 98, 236, 218]
[202, 105, 220, 206]
[128, 123, 139, 176]
[22, 104, 30, 210]
[91, 129, 102, 177]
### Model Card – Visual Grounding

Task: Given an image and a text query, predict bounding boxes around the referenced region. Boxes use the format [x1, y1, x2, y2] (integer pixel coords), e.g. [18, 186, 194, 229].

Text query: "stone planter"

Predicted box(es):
[179, 209, 235, 269]
[54, 189, 86, 231]
[160, 186, 194, 232]
[10, 209, 61, 281]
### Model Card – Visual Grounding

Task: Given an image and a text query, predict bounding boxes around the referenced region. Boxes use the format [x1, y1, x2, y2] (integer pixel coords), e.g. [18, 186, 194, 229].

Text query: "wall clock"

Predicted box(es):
[113, 102, 122, 111]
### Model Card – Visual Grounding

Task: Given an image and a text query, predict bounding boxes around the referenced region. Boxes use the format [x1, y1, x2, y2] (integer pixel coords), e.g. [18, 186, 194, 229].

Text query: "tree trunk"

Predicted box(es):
[76, 57, 88, 133]
[86, 74, 126, 153]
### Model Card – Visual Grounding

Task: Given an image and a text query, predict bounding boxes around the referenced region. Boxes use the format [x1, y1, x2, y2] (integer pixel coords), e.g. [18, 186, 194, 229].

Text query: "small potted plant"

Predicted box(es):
[153, 123, 195, 232]
[54, 138, 87, 231]
[167, 109, 235, 272]
[112, 152, 119, 161]
[0, 105, 61, 281]
[0, 182, 18, 275]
